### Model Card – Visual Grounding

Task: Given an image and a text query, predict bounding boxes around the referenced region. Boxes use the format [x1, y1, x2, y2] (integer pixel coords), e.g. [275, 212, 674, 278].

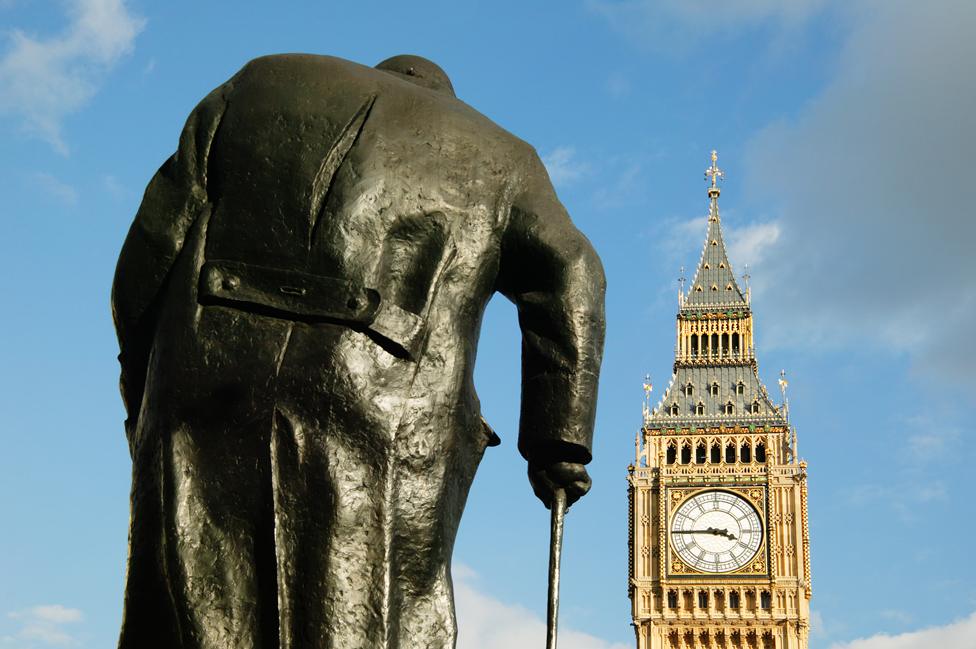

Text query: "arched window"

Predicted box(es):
[710, 382, 720, 396]
[740, 441, 752, 463]
[690, 334, 699, 356]
[698, 591, 709, 609]
[666, 443, 677, 465]
[711, 333, 719, 353]
[725, 401, 735, 415]
[667, 590, 678, 609]
[696, 442, 707, 464]
[731, 332, 740, 354]
[686, 382, 694, 396]
[756, 441, 767, 463]
[760, 591, 772, 610]
[721, 333, 729, 355]
[681, 443, 692, 464]
[696, 401, 705, 415]
[750, 400, 760, 413]
[736, 381, 745, 395]
[729, 591, 740, 609]
[710, 442, 721, 463]
[669, 402, 679, 416]
[726, 441, 736, 463]
[745, 590, 756, 610]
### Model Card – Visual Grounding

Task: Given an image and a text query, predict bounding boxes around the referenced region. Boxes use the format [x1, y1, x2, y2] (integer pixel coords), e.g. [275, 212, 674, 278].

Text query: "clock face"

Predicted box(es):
[670, 490, 763, 573]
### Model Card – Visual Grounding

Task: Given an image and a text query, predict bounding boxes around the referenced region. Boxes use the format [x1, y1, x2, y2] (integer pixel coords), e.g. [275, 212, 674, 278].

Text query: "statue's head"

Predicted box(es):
[375, 55, 455, 97]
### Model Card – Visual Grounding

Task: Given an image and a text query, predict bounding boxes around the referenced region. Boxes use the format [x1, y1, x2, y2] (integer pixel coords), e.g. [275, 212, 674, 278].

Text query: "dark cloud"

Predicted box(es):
[742, 0, 976, 393]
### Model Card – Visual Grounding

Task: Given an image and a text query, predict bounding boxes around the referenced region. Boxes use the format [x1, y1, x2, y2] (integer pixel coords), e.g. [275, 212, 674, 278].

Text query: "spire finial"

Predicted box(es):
[678, 265, 686, 305]
[705, 149, 724, 198]
[779, 369, 790, 422]
[641, 374, 653, 424]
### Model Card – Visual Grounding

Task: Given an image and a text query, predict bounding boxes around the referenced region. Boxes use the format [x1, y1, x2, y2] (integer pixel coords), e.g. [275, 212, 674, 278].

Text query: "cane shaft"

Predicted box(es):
[546, 489, 567, 649]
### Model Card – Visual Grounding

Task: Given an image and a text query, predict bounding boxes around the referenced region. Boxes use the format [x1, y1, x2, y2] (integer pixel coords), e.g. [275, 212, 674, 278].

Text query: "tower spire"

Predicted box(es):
[684, 149, 745, 308]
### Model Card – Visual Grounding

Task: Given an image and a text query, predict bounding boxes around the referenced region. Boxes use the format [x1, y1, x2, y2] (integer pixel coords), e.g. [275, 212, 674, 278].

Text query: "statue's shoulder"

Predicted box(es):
[236, 53, 373, 84]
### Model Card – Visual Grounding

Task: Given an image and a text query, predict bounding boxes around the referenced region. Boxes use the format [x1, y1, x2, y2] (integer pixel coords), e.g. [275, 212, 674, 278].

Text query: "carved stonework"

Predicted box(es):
[628, 153, 810, 648]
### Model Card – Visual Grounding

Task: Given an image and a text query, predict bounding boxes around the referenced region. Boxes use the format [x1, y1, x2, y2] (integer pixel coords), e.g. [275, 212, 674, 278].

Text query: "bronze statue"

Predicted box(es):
[112, 53, 605, 649]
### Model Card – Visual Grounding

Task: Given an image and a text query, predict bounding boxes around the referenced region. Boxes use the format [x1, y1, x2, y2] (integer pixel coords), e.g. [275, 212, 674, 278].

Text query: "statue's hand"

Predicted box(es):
[528, 460, 591, 510]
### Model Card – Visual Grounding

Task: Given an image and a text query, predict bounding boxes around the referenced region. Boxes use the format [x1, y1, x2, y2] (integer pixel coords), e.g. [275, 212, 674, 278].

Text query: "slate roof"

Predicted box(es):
[682, 193, 748, 310]
[646, 363, 786, 428]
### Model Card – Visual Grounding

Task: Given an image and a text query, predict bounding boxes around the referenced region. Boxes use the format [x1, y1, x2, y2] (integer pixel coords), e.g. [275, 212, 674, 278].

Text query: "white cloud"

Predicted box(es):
[587, 0, 828, 49]
[33, 172, 78, 205]
[0, 0, 145, 154]
[726, 221, 781, 271]
[5, 605, 83, 647]
[828, 611, 976, 649]
[543, 147, 589, 187]
[741, 0, 976, 393]
[455, 566, 629, 649]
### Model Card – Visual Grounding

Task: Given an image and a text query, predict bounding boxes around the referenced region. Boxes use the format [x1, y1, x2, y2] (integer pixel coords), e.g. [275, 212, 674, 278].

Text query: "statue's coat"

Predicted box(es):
[112, 54, 605, 649]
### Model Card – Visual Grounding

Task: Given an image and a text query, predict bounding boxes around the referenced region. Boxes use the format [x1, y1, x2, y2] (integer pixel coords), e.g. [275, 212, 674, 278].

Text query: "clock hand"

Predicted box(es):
[672, 527, 738, 540]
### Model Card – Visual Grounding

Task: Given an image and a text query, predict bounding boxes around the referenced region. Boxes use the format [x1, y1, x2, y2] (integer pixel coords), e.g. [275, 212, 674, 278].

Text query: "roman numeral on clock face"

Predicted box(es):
[670, 490, 764, 573]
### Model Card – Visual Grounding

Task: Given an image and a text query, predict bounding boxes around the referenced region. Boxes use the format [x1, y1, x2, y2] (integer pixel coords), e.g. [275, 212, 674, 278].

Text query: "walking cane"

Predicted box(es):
[546, 488, 568, 649]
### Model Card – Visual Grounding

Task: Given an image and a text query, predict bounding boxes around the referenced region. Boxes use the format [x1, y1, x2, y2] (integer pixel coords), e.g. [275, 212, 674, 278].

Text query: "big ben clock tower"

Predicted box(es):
[628, 152, 811, 649]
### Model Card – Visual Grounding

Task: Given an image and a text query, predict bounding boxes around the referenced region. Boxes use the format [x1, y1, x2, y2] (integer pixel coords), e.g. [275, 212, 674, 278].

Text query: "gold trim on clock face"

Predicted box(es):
[670, 490, 763, 573]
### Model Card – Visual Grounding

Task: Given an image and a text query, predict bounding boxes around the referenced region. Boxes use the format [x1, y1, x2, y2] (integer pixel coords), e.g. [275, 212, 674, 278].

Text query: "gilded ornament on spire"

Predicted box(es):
[705, 149, 724, 197]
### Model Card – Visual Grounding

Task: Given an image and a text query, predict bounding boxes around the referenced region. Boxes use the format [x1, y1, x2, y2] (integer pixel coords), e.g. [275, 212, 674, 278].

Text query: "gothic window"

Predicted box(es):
[711, 240, 718, 246]
[710, 382, 720, 396]
[681, 443, 692, 464]
[724, 401, 735, 415]
[715, 590, 725, 611]
[696, 401, 705, 415]
[667, 590, 678, 609]
[698, 591, 709, 609]
[666, 443, 677, 465]
[695, 285, 703, 293]
[756, 441, 767, 463]
[745, 590, 756, 610]
[740, 441, 752, 463]
[719, 262, 726, 269]
[669, 402, 679, 416]
[736, 381, 745, 395]
[725, 283, 733, 291]
[725, 441, 736, 463]
[691, 335, 699, 356]
[710, 284, 718, 291]
[760, 591, 772, 610]
[729, 591, 740, 609]
[710, 442, 721, 463]
[685, 382, 694, 396]
[703, 263, 710, 269]
[696, 442, 707, 464]
[750, 400, 760, 414]
[683, 590, 694, 610]
[721, 332, 729, 354]
[731, 332, 740, 354]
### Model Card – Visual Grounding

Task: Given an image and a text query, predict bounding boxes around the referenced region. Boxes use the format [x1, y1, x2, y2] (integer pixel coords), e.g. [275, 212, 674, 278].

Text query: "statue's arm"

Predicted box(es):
[496, 151, 606, 504]
[110, 85, 228, 425]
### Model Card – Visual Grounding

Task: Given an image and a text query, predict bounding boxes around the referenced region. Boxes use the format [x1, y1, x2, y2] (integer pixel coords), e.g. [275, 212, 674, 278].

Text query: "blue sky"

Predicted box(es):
[1, 2, 974, 648]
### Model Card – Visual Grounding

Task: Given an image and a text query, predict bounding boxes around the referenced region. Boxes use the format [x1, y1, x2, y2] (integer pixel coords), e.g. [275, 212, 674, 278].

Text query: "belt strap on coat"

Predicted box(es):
[199, 260, 425, 360]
